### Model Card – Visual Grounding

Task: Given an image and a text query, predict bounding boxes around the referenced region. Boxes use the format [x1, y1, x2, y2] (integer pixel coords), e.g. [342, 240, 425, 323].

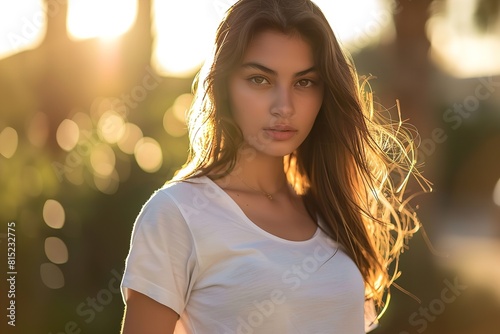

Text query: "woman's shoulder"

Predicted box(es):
[135, 174, 231, 231]
[143, 175, 215, 212]
[158, 175, 211, 198]
[132, 176, 211, 231]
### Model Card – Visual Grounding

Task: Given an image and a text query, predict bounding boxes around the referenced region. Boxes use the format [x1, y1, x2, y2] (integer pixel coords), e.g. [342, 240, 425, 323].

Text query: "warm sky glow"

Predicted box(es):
[152, 0, 223, 78]
[0, 0, 389, 74]
[2, 0, 498, 78]
[152, 0, 389, 77]
[0, 0, 45, 59]
[314, 0, 389, 48]
[67, 0, 137, 40]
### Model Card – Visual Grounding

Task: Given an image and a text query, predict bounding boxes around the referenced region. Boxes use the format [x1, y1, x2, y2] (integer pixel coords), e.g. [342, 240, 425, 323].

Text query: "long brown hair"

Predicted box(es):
[174, 0, 430, 312]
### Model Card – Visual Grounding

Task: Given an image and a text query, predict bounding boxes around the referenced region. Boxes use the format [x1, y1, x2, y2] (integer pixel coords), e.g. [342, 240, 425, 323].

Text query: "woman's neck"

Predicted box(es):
[232, 150, 287, 194]
[200, 143, 290, 201]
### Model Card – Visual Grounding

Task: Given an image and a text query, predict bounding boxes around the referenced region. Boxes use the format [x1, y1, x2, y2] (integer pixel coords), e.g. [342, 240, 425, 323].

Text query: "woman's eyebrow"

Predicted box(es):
[240, 62, 317, 77]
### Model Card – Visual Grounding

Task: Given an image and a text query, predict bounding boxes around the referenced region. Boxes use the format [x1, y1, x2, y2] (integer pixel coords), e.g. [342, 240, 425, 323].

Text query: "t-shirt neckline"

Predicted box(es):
[200, 175, 321, 245]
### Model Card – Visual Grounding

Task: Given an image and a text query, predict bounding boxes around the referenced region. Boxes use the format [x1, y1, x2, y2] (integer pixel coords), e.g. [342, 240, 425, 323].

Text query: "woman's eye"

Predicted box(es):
[249, 76, 269, 85]
[297, 79, 314, 87]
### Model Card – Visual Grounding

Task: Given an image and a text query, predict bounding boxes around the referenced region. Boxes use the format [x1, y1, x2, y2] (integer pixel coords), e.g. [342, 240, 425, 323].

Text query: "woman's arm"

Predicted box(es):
[121, 289, 179, 334]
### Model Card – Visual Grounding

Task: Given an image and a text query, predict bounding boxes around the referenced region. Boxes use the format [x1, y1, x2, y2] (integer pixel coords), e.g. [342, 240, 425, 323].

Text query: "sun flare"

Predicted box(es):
[67, 0, 137, 40]
[151, 0, 388, 77]
[0, 0, 390, 77]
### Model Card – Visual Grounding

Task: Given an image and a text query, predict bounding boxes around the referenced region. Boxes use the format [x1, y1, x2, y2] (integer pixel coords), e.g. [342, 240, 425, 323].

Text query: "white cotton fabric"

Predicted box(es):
[121, 176, 378, 333]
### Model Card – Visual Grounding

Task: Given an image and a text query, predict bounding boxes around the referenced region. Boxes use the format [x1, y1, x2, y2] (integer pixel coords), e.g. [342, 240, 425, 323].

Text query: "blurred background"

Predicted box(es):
[0, 0, 499, 333]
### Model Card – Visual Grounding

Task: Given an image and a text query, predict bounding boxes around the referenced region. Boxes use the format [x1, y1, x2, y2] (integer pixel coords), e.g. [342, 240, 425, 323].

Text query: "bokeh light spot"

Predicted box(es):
[0, 127, 18, 158]
[40, 263, 65, 289]
[44, 237, 69, 264]
[90, 97, 126, 123]
[90, 143, 116, 177]
[56, 119, 80, 152]
[72, 111, 93, 132]
[117, 122, 143, 154]
[43, 199, 65, 229]
[134, 137, 163, 173]
[173, 93, 193, 122]
[98, 110, 126, 144]
[163, 108, 187, 137]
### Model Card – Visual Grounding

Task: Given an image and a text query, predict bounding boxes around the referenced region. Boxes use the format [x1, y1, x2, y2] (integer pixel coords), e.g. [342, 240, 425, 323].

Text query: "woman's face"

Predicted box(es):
[228, 29, 324, 157]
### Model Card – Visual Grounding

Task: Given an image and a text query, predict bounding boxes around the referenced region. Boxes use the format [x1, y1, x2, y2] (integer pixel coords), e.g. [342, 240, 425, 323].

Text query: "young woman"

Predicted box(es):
[120, 0, 428, 333]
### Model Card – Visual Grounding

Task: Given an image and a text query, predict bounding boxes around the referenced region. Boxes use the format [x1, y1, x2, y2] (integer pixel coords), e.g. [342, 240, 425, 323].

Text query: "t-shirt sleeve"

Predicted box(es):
[121, 189, 199, 315]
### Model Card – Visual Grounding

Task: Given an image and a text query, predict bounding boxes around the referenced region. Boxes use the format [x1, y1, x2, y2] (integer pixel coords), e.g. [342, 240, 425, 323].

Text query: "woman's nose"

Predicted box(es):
[270, 85, 294, 118]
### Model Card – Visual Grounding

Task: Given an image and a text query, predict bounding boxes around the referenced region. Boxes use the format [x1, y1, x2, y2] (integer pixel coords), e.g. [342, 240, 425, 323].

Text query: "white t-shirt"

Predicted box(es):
[121, 176, 378, 333]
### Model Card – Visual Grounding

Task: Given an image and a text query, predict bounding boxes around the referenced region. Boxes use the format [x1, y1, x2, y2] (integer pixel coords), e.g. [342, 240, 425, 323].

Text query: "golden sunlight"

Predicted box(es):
[152, 0, 222, 78]
[0, 1, 387, 71]
[152, 0, 388, 77]
[314, 0, 390, 51]
[0, 0, 45, 59]
[67, 0, 137, 40]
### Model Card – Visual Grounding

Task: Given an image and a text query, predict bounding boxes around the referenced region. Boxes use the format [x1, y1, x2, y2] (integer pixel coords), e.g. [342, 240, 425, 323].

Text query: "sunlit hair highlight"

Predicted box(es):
[173, 0, 431, 315]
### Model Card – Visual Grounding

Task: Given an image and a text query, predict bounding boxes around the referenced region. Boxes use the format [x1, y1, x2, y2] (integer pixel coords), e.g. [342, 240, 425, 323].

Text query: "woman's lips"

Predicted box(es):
[263, 125, 298, 141]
